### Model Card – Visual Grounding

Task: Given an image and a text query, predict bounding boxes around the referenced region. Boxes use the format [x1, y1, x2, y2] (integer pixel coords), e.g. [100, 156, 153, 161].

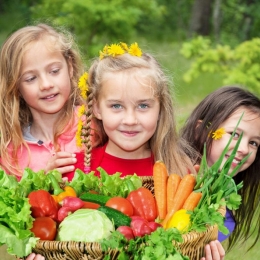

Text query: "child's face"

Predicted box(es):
[208, 107, 260, 175]
[19, 40, 72, 118]
[93, 70, 160, 158]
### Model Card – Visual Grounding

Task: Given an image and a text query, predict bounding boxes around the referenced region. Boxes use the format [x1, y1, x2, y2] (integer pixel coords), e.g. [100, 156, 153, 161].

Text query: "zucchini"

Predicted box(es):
[79, 192, 111, 206]
[98, 205, 131, 227]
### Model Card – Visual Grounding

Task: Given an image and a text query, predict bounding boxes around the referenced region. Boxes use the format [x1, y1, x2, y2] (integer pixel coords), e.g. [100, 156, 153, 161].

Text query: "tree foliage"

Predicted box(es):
[180, 36, 260, 94]
[30, 0, 163, 57]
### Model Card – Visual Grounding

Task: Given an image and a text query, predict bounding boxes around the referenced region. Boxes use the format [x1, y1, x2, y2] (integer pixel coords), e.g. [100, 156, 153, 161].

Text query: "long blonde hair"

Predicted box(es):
[87, 51, 195, 176]
[0, 23, 84, 176]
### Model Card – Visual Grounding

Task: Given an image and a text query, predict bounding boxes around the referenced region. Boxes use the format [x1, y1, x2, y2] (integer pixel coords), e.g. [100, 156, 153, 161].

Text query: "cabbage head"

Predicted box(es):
[56, 209, 114, 242]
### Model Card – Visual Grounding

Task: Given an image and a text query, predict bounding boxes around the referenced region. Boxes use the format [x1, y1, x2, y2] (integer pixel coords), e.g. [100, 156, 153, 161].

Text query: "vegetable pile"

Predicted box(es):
[0, 119, 246, 259]
[0, 167, 142, 257]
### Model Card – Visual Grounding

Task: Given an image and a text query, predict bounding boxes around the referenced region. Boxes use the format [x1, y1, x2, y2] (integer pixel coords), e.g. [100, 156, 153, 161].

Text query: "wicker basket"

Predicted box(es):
[31, 176, 226, 260]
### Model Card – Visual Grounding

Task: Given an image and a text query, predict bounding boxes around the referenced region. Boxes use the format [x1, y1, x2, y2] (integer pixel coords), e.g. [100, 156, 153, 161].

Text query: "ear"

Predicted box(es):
[196, 120, 202, 129]
[93, 99, 102, 120]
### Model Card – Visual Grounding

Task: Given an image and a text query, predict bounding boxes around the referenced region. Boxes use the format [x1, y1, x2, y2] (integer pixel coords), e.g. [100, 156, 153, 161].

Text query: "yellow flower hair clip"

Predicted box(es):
[212, 127, 226, 140]
[99, 42, 142, 60]
[78, 72, 88, 99]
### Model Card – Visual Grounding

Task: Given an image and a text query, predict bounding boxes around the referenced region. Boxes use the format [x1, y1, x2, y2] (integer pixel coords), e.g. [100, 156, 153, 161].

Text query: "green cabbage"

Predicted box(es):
[56, 209, 115, 242]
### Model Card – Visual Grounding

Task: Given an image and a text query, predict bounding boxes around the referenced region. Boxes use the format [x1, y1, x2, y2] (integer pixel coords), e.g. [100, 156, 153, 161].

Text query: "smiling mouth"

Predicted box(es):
[121, 130, 139, 135]
[42, 94, 58, 99]
[225, 155, 241, 164]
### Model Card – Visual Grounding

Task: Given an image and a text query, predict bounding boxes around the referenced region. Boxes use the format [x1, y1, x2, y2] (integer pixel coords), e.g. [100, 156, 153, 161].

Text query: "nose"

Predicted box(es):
[237, 139, 249, 155]
[122, 109, 138, 125]
[39, 74, 54, 91]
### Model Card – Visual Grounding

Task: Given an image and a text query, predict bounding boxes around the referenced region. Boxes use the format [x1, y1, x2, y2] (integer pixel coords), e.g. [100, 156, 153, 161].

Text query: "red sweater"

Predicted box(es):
[90, 144, 154, 177]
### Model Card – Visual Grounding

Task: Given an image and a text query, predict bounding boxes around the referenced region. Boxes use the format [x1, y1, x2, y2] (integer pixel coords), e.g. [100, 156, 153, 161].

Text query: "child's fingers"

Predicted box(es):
[201, 240, 225, 260]
[214, 240, 225, 259]
[24, 253, 45, 260]
[54, 151, 76, 159]
[45, 154, 77, 173]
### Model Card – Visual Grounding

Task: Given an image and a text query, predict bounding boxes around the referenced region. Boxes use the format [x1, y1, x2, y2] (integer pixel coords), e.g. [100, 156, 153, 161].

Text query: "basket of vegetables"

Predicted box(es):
[1, 129, 244, 260]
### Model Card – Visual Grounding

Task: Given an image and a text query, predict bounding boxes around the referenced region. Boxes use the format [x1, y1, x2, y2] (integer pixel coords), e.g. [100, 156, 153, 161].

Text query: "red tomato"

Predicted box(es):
[30, 217, 57, 240]
[105, 197, 134, 217]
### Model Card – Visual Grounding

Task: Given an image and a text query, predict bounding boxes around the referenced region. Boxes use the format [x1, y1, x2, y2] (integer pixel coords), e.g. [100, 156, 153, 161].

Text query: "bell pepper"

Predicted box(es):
[28, 190, 58, 221]
[49, 174, 77, 203]
[126, 187, 157, 222]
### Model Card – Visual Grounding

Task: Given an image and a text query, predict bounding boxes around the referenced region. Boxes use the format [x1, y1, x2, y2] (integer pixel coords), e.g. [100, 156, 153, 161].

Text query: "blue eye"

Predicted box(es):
[139, 103, 148, 109]
[112, 104, 122, 109]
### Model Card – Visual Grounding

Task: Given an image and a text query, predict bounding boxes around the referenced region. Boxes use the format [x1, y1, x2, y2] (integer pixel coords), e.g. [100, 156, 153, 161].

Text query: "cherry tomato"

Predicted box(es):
[30, 217, 57, 240]
[105, 197, 134, 216]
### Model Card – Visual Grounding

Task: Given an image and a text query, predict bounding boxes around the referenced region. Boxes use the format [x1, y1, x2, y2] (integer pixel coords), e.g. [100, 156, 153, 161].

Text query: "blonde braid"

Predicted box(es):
[83, 88, 93, 171]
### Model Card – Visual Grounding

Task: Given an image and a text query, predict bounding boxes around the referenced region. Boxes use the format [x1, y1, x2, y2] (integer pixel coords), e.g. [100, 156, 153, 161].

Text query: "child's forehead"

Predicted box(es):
[225, 106, 260, 125]
[102, 68, 154, 83]
[100, 69, 158, 98]
[25, 36, 60, 53]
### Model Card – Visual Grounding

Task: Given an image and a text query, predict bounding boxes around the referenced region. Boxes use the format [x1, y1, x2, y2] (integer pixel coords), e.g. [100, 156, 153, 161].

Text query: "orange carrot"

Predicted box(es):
[167, 173, 181, 213]
[161, 174, 196, 228]
[153, 160, 168, 220]
[183, 191, 202, 211]
[82, 201, 100, 209]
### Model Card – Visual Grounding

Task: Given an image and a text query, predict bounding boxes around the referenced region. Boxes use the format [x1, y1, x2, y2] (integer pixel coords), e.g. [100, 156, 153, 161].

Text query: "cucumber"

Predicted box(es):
[98, 205, 131, 227]
[79, 192, 111, 206]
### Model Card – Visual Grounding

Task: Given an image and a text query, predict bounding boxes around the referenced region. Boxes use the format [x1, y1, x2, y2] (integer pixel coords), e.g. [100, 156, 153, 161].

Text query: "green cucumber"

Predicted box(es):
[98, 205, 131, 227]
[79, 193, 111, 205]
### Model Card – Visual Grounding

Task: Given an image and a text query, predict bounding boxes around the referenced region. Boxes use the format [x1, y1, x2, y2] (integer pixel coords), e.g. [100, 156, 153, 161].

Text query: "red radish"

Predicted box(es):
[130, 215, 148, 222]
[117, 226, 135, 240]
[130, 219, 152, 237]
[57, 206, 71, 222]
[148, 221, 162, 232]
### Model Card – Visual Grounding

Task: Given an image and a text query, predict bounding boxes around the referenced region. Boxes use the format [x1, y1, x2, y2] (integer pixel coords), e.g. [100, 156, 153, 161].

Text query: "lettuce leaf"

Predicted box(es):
[0, 187, 37, 257]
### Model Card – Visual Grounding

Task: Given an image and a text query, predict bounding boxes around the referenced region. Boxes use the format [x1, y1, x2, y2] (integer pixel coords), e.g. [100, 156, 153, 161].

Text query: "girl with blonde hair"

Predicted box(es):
[86, 43, 195, 177]
[0, 23, 85, 180]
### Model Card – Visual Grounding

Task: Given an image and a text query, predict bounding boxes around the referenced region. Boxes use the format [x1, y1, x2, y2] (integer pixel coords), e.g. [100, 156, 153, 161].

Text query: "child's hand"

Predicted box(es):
[24, 253, 45, 260]
[200, 240, 225, 260]
[45, 151, 77, 174]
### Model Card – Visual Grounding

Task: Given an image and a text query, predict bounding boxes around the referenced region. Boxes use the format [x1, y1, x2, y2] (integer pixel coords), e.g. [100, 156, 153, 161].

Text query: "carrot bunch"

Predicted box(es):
[153, 161, 202, 228]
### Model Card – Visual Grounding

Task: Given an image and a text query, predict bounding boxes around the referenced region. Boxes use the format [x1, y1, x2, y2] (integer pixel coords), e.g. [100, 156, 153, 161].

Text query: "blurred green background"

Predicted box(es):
[0, 0, 259, 259]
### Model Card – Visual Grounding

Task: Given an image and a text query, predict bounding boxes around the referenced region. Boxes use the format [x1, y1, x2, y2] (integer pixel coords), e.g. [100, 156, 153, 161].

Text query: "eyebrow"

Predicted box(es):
[106, 99, 155, 103]
[21, 61, 63, 76]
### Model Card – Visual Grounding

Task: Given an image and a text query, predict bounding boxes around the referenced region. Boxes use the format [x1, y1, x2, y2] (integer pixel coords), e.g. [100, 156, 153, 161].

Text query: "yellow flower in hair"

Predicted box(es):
[78, 72, 88, 99]
[120, 42, 129, 51]
[108, 44, 125, 57]
[99, 42, 143, 59]
[212, 127, 226, 140]
[99, 45, 109, 60]
[128, 42, 142, 57]
[78, 105, 86, 117]
[76, 119, 83, 147]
